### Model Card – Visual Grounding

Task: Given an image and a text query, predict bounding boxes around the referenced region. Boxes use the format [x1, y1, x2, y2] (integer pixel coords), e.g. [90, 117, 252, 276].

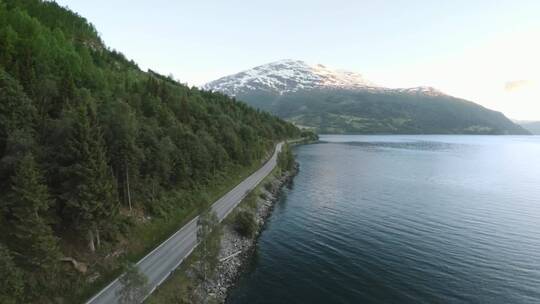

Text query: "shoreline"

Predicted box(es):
[203, 162, 299, 303]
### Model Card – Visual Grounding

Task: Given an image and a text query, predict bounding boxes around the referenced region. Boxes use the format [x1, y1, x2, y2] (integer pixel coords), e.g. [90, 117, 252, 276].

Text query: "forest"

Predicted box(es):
[0, 0, 301, 302]
[233, 88, 529, 135]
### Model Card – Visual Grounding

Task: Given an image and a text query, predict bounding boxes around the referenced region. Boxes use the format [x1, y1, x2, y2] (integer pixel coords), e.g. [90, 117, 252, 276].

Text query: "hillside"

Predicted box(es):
[0, 1, 300, 303]
[205, 60, 529, 135]
[517, 121, 540, 135]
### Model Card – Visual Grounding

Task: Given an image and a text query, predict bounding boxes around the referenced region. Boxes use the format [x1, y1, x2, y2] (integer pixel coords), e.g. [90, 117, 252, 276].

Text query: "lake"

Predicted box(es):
[227, 135, 540, 304]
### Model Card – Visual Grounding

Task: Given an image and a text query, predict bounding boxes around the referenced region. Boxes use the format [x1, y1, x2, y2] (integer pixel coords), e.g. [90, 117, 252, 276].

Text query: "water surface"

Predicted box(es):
[228, 135, 540, 304]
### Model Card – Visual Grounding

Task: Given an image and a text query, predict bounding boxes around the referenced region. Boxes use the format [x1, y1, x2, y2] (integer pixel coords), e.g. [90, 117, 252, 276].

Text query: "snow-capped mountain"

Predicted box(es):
[202, 59, 528, 135]
[203, 59, 443, 97]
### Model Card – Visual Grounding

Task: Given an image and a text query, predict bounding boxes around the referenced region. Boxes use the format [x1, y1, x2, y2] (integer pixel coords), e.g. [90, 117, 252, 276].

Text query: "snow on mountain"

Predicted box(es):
[393, 86, 444, 96]
[203, 59, 375, 95]
[203, 59, 445, 97]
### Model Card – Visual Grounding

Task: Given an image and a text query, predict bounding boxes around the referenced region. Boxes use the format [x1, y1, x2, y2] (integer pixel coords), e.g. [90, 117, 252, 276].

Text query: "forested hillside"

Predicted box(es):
[518, 121, 540, 135]
[0, 0, 299, 302]
[205, 60, 529, 135]
[237, 88, 530, 134]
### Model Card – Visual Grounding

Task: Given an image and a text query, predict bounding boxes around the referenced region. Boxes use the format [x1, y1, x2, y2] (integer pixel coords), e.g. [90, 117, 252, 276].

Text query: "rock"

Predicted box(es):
[60, 257, 88, 274]
[196, 164, 299, 303]
[87, 273, 100, 283]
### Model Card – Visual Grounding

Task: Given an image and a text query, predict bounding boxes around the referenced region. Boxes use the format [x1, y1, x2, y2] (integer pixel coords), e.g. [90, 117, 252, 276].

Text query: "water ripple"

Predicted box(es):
[228, 135, 540, 304]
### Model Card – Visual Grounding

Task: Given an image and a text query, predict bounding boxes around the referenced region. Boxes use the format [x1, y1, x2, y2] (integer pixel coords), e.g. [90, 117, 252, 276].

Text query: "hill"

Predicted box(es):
[517, 121, 540, 135]
[205, 60, 529, 135]
[0, 1, 300, 302]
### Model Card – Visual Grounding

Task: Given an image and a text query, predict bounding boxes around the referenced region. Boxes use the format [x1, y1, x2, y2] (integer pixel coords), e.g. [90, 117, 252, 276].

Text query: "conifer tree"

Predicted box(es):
[0, 1, 300, 299]
[102, 100, 139, 212]
[62, 99, 118, 252]
[7, 153, 59, 270]
[0, 243, 24, 304]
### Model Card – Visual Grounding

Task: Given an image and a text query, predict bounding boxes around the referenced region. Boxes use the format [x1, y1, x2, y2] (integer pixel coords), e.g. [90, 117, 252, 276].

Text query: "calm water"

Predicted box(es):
[227, 135, 540, 304]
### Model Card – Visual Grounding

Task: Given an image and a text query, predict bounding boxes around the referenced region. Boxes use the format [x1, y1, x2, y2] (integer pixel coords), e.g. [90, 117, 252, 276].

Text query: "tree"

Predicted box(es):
[278, 144, 295, 171]
[0, 68, 36, 174]
[117, 263, 149, 304]
[102, 100, 139, 212]
[62, 99, 118, 252]
[0, 1, 300, 300]
[196, 209, 220, 283]
[0, 243, 24, 304]
[6, 153, 59, 270]
[234, 210, 257, 237]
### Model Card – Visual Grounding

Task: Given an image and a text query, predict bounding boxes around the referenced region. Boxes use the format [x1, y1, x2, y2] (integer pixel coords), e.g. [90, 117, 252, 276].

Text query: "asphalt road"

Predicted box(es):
[86, 142, 283, 304]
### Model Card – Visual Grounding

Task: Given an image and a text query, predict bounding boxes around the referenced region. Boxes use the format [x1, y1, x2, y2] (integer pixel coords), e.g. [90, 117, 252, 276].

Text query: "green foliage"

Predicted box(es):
[196, 210, 220, 282]
[235, 88, 529, 135]
[117, 263, 150, 304]
[234, 210, 257, 237]
[1, 153, 61, 301]
[6, 153, 60, 269]
[60, 99, 118, 252]
[278, 144, 295, 171]
[263, 182, 273, 192]
[0, 0, 299, 301]
[300, 129, 319, 141]
[243, 191, 258, 210]
[0, 244, 24, 304]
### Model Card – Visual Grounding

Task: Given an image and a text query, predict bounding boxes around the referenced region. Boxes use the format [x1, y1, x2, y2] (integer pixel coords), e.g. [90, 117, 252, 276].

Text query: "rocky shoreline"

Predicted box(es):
[203, 163, 299, 303]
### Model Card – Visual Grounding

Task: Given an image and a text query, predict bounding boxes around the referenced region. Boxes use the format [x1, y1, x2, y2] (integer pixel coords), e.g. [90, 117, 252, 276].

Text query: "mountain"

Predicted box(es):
[204, 60, 529, 135]
[517, 121, 540, 135]
[0, 1, 300, 302]
[205, 59, 376, 95]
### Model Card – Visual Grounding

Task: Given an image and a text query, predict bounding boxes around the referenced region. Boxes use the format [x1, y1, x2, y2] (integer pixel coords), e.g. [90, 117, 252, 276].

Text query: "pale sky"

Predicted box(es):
[55, 0, 540, 120]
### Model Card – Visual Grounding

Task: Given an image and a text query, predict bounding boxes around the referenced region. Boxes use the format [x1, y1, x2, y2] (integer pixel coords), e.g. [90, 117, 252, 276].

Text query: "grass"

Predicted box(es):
[73, 159, 266, 303]
[145, 223, 223, 304]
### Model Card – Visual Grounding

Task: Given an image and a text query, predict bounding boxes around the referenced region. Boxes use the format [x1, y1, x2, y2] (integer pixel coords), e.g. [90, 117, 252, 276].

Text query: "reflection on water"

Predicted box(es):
[341, 140, 461, 151]
[228, 135, 540, 304]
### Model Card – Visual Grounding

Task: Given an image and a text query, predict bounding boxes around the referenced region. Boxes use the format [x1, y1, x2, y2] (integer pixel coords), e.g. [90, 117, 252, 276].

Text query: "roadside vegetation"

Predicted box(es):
[147, 147, 295, 303]
[300, 130, 319, 142]
[196, 210, 221, 286]
[117, 263, 150, 304]
[0, 1, 301, 302]
[234, 209, 257, 237]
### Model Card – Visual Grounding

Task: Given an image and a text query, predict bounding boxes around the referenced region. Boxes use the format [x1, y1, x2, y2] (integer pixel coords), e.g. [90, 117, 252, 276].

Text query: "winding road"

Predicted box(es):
[86, 142, 283, 304]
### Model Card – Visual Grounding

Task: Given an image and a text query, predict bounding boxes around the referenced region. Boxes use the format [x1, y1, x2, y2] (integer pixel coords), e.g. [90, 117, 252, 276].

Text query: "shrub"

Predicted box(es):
[234, 210, 257, 237]
[264, 182, 273, 192]
[243, 191, 258, 210]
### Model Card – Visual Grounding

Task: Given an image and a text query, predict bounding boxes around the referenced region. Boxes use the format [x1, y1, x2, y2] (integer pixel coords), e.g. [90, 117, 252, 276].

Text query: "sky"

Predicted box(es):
[55, 0, 540, 120]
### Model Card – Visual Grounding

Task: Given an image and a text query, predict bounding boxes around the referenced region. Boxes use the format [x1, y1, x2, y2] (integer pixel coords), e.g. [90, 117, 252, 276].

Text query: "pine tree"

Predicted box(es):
[62, 99, 118, 252]
[7, 153, 59, 270]
[0, 243, 24, 304]
[102, 100, 139, 212]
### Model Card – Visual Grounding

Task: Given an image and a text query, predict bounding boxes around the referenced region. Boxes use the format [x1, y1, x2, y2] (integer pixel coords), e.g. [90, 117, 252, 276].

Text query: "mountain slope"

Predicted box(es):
[518, 121, 540, 135]
[205, 59, 376, 95]
[0, 1, 299, 302]
[205, 60, 529, 135]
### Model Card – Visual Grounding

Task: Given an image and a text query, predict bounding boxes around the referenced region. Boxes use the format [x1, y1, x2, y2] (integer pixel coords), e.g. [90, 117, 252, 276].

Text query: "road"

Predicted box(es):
[86, 142, 283, 304]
